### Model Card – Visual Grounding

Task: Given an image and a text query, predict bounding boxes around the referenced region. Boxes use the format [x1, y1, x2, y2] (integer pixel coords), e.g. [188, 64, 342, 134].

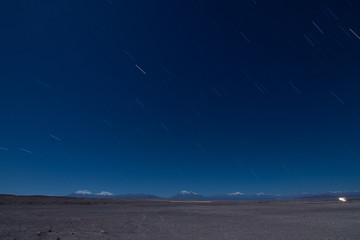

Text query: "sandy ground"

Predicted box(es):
[0, 195, 359, 240]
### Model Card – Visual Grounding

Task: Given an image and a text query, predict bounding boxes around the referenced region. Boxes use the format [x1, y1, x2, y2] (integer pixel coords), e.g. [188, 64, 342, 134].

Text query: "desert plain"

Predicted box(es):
[0, 195, 359, 240]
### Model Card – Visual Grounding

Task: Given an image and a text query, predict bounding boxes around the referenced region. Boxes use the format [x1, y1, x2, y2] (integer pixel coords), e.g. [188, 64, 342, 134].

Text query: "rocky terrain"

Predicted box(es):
[1, 195, 359, 239]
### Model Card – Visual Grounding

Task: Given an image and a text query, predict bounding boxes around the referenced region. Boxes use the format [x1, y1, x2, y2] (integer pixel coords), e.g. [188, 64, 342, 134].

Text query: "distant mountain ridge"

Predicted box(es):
[68, 190, 159, 199]
[66, 190, 360, 201]
[171, 191, 205, 200]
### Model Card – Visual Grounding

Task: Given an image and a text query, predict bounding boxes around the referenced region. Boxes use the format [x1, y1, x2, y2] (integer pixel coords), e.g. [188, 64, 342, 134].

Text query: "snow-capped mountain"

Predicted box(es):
[96, 191, 114, 196]
[74, 190, 93, 195]
[171, 190, 206, 200]
[179, 190, 198, 195]
[67, 190, 160, 199]
[68, 190, 116, 198]
[228, 192, 244, 196]
[208, 192, 248, 200]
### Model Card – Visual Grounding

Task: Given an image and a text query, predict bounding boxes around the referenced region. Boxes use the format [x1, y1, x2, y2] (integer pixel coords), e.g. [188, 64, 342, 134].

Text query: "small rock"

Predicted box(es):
[100, 230, 107, 234]
[48, 229, 52, 233]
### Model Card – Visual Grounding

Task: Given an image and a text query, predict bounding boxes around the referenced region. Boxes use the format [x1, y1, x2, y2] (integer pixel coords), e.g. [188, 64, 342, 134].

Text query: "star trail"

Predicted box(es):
[0, 0, 360, 197]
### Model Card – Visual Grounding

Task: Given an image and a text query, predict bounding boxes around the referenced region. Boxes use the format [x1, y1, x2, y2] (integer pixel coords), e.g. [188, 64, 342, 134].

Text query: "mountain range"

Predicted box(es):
[66, 190, 360, 201]
[67, 190, 160, 199]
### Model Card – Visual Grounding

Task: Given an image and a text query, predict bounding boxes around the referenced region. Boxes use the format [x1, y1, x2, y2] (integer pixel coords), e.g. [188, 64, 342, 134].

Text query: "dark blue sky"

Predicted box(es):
[1, 0, 360, 197]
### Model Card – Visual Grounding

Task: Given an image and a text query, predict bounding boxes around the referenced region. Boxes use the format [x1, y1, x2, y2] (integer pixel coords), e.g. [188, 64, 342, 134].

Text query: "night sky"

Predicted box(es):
[1, 0, 360, 197]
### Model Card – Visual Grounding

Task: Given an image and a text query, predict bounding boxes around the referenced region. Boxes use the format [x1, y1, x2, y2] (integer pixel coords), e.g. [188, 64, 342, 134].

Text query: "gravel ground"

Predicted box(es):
[0, 196, 359, 240]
